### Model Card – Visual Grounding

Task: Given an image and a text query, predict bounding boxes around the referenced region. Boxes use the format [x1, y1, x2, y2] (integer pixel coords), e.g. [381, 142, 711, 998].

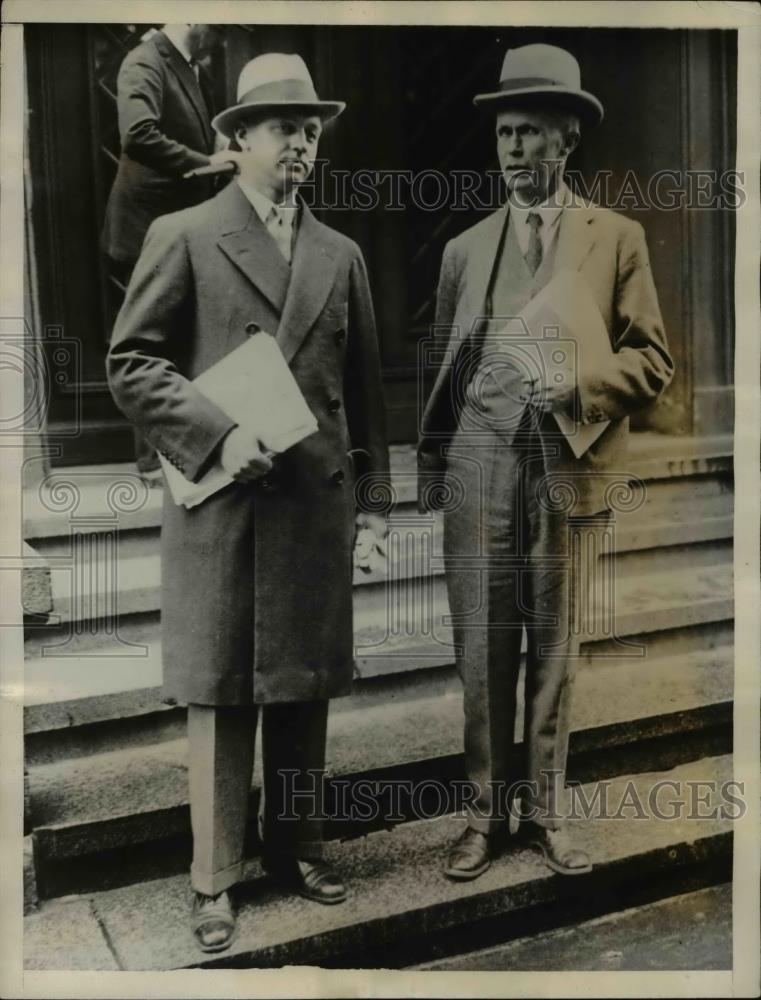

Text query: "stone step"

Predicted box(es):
[24, 618, 734, 762]
[22, 443, 732, 626]
[23, 754, 733, 970]
[28, 503, 733, 584]
[26, 469, 732, 558]
[27, 641, 732, 897]
[22, 436, 731, 543]
[412, 882, 732, 971]
[27, 512, 732, 635]
[22, 554, 734, 740]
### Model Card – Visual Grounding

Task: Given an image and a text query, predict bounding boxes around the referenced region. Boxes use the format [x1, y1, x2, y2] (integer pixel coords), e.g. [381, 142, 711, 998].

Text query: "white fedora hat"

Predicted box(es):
[212, 53, 346, 138]
[473, 43, 603, 125]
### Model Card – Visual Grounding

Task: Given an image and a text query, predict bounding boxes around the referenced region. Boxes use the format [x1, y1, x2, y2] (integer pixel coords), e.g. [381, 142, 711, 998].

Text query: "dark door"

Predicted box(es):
[25, 23, 227, 465]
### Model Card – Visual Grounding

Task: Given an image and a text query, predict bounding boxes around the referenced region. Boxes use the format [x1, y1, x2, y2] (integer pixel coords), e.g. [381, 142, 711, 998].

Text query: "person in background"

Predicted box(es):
[102, 23, 228, 478]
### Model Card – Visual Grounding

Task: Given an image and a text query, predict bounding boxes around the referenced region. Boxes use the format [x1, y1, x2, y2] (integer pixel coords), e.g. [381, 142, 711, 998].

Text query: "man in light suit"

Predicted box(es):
[107, 54, 388, 953]
[418, 44, 674, 880]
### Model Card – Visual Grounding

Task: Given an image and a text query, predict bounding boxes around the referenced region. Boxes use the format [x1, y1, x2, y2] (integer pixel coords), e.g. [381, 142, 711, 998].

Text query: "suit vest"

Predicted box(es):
[458, 210, 561, 390]
[487, 209, 559, 321]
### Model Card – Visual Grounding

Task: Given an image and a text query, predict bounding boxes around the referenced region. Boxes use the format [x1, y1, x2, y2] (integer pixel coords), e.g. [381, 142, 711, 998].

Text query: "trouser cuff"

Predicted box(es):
[191, 858, 244, 896]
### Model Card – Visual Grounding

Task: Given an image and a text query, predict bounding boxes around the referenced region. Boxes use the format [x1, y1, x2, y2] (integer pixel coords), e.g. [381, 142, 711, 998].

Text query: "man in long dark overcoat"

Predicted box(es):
[107, 53, 389, 953]
[418, 44, 674, 881]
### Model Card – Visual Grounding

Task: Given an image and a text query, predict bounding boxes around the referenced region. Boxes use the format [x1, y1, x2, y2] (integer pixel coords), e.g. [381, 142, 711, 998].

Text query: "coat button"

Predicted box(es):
[327, 398, 341, 413]
[335, 328, 346, 344]
[259, 477, 272, 489]
[330, 470, 345, 485]
[245, 321, 261, 336]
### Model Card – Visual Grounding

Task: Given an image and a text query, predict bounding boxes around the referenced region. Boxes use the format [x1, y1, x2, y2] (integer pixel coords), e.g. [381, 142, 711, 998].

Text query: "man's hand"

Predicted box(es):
[357, 512, 387, 543]
[525, 375, 577, 414]
[219, 427, 273, 482]
[354, 512, 388, 574]
[208, 149, 245, 171]
[468, 362, 522, 406]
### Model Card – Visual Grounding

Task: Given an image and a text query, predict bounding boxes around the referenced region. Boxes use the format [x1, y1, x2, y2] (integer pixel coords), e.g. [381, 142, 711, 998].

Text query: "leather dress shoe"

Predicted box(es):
[262, 856, 347, 904]
[191, 889, 236, 953]
[523, 823, 592, 875]
[445, 826, 507, 881]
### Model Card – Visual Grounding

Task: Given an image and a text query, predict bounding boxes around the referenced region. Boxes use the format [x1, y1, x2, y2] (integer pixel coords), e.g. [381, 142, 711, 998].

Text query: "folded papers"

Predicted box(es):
[159, 332, 318, 509]
[492, 268, 613, 458]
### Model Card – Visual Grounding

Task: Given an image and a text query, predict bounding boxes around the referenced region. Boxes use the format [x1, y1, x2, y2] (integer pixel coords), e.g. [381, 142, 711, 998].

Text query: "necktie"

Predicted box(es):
[267, 206, 293, 263]
[525, 212, 543, 275]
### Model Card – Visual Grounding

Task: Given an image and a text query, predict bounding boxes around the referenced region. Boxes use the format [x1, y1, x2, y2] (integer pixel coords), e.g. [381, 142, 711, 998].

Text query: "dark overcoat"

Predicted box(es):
[418, 200, 674, 517]
[101, 30, 215, 263]
[107, 182, 389, 705]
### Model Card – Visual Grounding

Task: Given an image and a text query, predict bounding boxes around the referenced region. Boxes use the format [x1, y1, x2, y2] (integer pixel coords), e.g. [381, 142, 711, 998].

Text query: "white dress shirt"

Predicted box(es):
[236, 180, 298, 263]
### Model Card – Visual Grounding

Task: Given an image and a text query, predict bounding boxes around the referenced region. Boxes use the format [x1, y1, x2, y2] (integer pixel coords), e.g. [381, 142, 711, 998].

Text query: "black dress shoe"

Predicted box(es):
[191, 890, 236, 953]
[262, 856, 347, 905]
[445, 826, 507, 881]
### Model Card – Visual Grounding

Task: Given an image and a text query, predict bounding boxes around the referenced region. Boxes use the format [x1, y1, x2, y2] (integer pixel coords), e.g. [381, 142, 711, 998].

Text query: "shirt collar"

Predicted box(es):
[236, 180, 298, 227]
[509, 180, 571, 231]
[160, 26, 195, 65]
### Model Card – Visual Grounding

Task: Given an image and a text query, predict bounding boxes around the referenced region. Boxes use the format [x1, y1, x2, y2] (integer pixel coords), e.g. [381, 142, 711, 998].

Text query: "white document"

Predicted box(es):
[159, 332, 318, 509]
[495, 268, 613, 458]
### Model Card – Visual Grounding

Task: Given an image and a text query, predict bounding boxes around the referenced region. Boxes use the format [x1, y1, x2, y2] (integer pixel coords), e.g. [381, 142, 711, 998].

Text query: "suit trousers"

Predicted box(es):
[443, 400, 610, 833]
[188, 700, 328, 896]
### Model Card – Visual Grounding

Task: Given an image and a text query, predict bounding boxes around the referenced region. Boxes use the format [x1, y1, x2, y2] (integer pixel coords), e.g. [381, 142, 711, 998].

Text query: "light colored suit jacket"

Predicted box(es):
[418, 199, 674, 516]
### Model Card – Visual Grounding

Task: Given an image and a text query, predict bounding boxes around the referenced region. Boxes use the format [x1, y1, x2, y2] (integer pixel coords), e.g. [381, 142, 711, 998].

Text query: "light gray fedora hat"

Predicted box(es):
[212, 53, 346, 138]
[473, 43, 603, 125]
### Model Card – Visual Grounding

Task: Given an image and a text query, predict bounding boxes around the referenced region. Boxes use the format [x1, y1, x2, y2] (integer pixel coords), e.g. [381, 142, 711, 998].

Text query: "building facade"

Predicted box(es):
[19, 21, 739, 952]
[24, 23, 736, 465]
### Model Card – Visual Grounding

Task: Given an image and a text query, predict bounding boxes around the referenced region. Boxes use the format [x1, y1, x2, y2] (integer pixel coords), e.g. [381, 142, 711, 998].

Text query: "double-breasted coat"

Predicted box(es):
[107, 181, 389, 706]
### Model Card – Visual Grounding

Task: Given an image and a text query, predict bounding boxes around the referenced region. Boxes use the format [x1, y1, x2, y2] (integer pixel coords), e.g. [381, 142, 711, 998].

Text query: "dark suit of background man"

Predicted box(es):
[107, 53, 389, 954]
[101, 23, 222, 474]
[418, 44, 674, 881]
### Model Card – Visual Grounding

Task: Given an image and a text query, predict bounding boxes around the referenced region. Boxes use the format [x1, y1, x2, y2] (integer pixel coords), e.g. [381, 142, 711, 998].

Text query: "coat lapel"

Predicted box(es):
[276, 202, 339, 364]
[463, 206, 509, 318]
[154, 32, 212, 150]
[554, 200, 597, 273]
[216, 184, 292, 315]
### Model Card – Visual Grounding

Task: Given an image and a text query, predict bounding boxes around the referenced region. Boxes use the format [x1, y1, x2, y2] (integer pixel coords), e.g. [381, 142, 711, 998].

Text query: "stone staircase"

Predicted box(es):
[21, 434, 735, 969]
